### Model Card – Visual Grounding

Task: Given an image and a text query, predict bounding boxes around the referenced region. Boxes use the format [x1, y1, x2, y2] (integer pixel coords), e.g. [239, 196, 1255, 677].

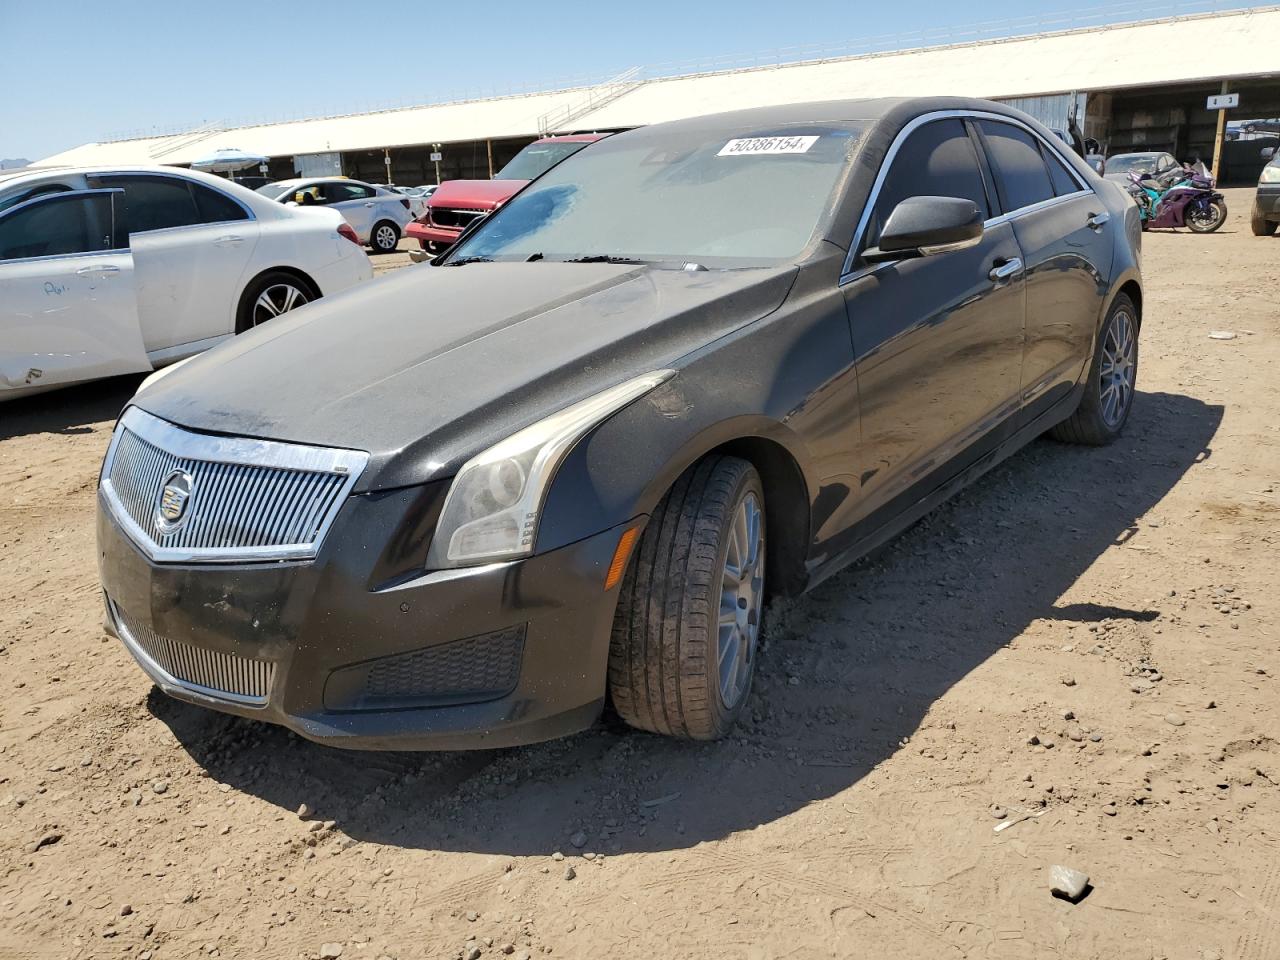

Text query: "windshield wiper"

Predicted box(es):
[443, 256, 494, 267]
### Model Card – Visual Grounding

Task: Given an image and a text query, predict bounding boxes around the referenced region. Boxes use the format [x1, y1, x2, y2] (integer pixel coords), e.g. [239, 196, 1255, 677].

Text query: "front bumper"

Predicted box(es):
[405, 220, 464, 249]
[98, 485, 631, 750]
[1256, 184, 1280, 220]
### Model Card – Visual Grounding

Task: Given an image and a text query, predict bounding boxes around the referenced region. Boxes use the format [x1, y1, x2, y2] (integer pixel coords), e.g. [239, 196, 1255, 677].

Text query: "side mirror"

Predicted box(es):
[1263, 147, 1276, 161]
[863, 196, 983, 264]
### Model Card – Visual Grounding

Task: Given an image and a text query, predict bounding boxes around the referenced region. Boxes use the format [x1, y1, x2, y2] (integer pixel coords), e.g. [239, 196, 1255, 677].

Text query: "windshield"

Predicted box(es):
[447, 124, 867, 266]
[256, 181, 299, 201]
[1106, 154, 1162, 176]
[494, 140, 595, 180]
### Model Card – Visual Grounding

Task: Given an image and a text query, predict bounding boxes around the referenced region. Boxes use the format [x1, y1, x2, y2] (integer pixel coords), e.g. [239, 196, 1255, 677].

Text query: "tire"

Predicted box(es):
[1186, 199, 1227, 233]
[608, 456, 765, 740]
[235, 271, 317, 334]
[1252, 201, 1279, 237]
[370, 220, 400, 254]
[1050, 293, 1139, 446]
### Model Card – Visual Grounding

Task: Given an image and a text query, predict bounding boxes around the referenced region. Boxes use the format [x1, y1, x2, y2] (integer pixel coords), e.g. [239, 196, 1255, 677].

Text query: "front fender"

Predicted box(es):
[535, 374, 818, 554]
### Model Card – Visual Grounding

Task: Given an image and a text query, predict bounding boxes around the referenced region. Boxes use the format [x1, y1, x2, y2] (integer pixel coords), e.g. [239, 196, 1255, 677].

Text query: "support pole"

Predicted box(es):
[487, 139, 494, 179]
[1211, 80, 1230, 183]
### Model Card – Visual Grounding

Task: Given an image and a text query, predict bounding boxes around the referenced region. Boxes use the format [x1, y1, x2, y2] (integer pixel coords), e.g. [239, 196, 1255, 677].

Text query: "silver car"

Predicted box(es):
[257, 178, 414, 253]
[1103, 151, 1180, 183]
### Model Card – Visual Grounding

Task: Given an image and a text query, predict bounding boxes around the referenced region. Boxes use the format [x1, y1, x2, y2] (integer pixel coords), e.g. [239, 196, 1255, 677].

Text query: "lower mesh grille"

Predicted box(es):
[366, 626, 525, 700]
[324, 625, 527, 710]
[112, 601, 274, 705]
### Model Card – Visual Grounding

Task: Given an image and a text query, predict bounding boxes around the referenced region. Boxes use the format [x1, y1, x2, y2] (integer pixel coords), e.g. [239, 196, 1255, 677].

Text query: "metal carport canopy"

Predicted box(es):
[33, 6, 1280, 168]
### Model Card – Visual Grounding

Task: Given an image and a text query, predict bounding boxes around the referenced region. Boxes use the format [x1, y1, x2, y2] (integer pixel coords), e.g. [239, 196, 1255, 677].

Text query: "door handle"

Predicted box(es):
[989, 257, 1022, 283]
[75, 264, 120, 276]
[364, 202, 376, 207]
[213, 235, 245, 245]
[1087, 212, 1111, 230]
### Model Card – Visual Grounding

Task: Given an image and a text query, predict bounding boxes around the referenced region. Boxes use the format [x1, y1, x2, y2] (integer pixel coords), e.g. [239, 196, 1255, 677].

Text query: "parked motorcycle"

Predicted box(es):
[1125, 167, 1228, 233]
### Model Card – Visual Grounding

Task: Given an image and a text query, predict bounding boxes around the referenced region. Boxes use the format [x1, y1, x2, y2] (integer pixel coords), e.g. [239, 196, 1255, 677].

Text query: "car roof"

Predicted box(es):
[0, 163, 269, 193]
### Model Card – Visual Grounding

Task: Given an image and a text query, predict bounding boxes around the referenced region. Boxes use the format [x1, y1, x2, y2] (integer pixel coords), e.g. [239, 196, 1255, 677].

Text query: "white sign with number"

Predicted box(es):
[430, 152, 443, 162]
[1207, 94, 1239, 110]
[718, 136, 819, 157]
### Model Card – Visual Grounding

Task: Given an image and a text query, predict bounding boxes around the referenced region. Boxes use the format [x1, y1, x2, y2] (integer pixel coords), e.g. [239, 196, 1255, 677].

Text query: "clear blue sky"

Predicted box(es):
[0, 0, 1256, 162]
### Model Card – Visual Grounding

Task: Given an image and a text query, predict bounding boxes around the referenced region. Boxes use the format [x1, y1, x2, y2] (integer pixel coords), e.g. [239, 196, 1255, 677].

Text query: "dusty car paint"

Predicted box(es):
[99, 98, 1142, 749]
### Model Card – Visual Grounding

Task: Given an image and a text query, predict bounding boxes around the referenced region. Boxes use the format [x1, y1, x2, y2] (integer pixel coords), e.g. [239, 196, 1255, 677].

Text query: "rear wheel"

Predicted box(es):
[1186, 199, 1227, 233]
[370, 220, 400, 254]
[1252, 201, 1278, 236]
[608, 456, 765, 740]
[1050, 293, 1138, 445]
[235, 271, 317, 334]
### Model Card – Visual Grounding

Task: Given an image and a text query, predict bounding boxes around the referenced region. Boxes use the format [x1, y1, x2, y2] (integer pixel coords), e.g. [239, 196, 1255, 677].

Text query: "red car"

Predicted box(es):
[406, 134, 607, 254]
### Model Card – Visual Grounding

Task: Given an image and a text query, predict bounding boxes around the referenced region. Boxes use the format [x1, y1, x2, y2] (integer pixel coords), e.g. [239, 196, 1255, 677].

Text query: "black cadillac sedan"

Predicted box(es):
[97, 98, 1143, 750]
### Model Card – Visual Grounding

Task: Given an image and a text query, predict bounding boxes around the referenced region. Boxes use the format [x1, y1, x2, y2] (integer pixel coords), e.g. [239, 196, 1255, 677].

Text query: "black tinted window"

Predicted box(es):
[0, 182, 74, 214]
[977, 121, 1055, 212]
[867, 119, 989, 246]
[93, 175, 200, 232]
[0, 192, 119, 261]
[325, 182, 374, 202]
[1042, 146, 1083, 197]
[191, 182, 249, 223]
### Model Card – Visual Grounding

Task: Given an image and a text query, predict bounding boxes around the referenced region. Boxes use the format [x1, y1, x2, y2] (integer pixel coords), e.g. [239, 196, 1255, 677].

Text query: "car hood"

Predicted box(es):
[427, 178, 527, 210]
[134, 261, 798, 491]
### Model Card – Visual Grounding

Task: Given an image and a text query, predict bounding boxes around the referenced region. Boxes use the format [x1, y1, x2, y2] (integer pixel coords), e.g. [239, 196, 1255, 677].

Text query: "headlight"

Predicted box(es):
[1261, 165, 1280, 184]
[426, 370, 675, 568]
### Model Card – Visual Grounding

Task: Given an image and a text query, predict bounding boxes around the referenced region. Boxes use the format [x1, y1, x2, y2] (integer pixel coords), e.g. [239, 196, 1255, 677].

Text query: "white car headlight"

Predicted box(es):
[1261, 165, 1280, 184]
[426, 371, 675, 568]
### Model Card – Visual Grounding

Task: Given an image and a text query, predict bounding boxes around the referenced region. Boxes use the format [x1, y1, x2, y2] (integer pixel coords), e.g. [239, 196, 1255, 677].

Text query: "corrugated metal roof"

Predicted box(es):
[35, 6, 1280, 167]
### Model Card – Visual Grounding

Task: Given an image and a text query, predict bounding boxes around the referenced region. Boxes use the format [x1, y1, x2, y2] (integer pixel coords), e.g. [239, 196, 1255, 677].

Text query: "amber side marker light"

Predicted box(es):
[605, 527, 641, 590]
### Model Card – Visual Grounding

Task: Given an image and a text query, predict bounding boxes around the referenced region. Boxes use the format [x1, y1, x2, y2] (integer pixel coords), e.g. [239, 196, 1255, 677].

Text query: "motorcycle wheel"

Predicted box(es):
[1187, 199, 1227, 233]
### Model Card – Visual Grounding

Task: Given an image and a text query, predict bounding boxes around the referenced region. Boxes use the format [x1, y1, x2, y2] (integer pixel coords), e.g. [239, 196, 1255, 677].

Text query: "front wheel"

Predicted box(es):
[1186, 199, 1227, 233]
[1252, 201, 1278, 236]
[608, 456, 765, 740]
[1049, 293, 1138, 445]
[369, 220, 401, 254]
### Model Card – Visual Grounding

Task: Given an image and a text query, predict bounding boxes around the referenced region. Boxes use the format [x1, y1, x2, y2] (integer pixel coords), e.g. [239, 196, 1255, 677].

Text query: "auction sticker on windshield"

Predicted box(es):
[718, 136, 819, 156]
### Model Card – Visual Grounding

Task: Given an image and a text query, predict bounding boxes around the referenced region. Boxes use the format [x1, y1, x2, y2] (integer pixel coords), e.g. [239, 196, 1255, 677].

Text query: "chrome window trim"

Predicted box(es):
[100, 405, 368, 564]
[109, 599, 270, 707]
[92, 170, 258, 229]
[840, 109, 1096, 279]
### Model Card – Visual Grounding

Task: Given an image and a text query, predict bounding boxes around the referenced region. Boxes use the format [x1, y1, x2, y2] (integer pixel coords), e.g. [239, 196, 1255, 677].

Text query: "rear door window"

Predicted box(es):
[1041, 145, 1085, 197]
[976, 120, 1056, 213]
[90, 175, 201, 233]
[324, 182, 375, 202]
[191, 183, 250, 223]
[865, 118, 991, 248]
[0, 191, 122, 261]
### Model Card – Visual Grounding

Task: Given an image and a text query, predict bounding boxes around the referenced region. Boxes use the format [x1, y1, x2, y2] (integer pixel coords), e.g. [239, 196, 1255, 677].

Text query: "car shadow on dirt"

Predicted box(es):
[0, 374, 142, 442]
[151, 389, 1222, 857]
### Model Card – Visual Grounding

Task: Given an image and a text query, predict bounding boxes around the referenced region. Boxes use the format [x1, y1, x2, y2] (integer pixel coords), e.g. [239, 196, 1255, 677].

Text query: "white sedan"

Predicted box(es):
[0, 165, 373, 400]
[256, 178, 415, 254]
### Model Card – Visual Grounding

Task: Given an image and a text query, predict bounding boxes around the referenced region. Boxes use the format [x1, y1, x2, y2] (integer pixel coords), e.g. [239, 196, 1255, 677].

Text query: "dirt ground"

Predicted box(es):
[2, 187, 1278, 960]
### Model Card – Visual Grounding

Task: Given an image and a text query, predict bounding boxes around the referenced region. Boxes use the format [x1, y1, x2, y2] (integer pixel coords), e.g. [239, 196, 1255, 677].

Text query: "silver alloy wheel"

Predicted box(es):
[1099, 309, 1137, 428]
[252, 283, 309, 328]
[717, 492, 764, 710]
[375, 224, 398, 250]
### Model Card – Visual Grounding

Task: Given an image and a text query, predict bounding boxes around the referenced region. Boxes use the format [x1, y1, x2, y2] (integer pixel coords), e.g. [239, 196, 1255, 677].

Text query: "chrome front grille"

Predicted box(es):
[101, 407, 368, 563]
[112, 600, 274, 705]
